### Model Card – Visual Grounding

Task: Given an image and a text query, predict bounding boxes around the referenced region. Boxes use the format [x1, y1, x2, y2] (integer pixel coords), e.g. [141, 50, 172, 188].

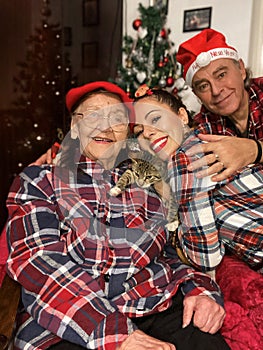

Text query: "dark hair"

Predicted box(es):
[233, 60, 252, 90]
[133, 88, 195, 127]
[244, 67, 253, 89]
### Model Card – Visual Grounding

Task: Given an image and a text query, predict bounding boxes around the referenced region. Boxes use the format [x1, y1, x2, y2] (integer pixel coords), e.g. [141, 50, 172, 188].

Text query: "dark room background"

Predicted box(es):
[0, 0, 123, 229]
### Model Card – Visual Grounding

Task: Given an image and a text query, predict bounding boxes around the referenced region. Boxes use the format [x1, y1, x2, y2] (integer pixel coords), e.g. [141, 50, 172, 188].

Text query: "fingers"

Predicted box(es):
[207, 313, 225, 334]
[185, 138, 220, 158]
[184, 296, 226, 335]
[46, 148, 53, 164]
[197, 133, 225, 142]
[29, 148, 54, 167]
[186, 144, 222, 171]
[182, 297, 195, 329]
[186, 138, 235, 180]
[29, 153, 49, 166]
[193, 305, 225, 333]
[187, 155, 225, 180]
[210, 167, 235, 182]
[118, 330, 176, 349]
[186, 153, 212, 171]
[186, 135, 256, 180]
[196, 311, 225, 334]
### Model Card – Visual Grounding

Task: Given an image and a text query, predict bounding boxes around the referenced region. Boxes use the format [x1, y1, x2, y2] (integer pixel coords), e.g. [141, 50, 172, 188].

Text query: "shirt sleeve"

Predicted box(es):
[167, 152, 225, 271]
[163, 244, 224, 307]
[6, 166, 135, 349]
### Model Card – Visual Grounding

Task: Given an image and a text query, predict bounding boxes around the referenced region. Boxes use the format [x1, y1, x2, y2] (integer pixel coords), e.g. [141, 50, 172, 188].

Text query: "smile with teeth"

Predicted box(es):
[93, 136, 113, 142]
[150, 136, 168, 153]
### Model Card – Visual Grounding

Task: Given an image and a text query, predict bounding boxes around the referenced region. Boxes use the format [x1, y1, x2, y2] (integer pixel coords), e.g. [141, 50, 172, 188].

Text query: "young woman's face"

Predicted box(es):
[134, 98, 188, 160]
[71, 93, 129, 169]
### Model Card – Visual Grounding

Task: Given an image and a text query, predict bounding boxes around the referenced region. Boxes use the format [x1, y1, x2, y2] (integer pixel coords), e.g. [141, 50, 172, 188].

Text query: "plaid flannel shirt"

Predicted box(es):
[6, 158, 222, 350]
[168, 132, 263, 272]
[194, 77, 263, 141]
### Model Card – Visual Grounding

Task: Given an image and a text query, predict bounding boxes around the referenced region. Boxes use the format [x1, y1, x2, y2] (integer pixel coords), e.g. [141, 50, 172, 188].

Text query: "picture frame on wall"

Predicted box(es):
[183, 7, 212, 32]
[82, 42, 98, 68]
[82, 0, 99, 26]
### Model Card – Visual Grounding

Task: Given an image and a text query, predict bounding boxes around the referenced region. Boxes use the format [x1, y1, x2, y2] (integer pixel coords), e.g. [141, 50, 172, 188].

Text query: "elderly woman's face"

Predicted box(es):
[71, 93, 129, 169]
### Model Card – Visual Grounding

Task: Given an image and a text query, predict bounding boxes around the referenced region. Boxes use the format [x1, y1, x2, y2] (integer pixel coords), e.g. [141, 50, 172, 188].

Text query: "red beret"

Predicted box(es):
[66, 81, 134, 126]
[177, 29, 238, 86]
[66, 81, 132, 112]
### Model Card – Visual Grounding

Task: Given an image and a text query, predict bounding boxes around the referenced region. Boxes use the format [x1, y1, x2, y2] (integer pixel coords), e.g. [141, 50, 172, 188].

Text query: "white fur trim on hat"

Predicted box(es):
[185, 47, 239, 86]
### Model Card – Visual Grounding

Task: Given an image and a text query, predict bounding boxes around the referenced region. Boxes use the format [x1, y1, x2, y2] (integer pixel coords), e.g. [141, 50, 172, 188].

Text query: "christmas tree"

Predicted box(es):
[112, 3, 180, 97]
[3, 0, 77, 174]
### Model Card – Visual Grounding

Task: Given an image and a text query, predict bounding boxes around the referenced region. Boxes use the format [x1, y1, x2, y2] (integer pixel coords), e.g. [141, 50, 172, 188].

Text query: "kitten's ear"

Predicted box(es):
[131, 158, 138, 164]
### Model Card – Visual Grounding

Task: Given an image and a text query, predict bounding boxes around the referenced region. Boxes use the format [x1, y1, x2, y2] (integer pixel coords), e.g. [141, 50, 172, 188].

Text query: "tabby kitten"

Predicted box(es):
[110, 151, 179, 232]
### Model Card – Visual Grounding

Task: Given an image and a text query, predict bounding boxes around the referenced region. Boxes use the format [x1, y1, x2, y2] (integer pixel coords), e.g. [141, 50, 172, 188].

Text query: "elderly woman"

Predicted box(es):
[5, 82, 229, 350]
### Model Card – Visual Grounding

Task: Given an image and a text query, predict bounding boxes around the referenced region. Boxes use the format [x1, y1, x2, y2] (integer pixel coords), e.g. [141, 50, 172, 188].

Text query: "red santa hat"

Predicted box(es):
[177, 29, 239, 86]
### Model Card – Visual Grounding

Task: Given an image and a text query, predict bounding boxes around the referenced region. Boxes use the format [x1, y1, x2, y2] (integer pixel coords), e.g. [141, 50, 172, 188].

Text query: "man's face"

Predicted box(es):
[192, 58, 247, 117]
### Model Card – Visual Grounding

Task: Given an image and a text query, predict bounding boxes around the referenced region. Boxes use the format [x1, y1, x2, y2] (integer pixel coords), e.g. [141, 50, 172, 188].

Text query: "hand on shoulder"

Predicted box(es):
[186, 134, 258, 181]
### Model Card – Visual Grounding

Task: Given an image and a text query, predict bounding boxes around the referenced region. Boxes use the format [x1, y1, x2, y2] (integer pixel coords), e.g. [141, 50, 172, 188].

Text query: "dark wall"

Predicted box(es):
[0, 0, 123, 230]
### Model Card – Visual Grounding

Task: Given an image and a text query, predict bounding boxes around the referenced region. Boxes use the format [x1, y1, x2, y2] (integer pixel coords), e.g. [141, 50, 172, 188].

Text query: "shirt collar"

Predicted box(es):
[76, 155, 107, 181]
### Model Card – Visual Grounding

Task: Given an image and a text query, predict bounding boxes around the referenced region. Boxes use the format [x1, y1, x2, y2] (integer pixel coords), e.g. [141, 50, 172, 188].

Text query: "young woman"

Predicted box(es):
[133, 85, 263, 274]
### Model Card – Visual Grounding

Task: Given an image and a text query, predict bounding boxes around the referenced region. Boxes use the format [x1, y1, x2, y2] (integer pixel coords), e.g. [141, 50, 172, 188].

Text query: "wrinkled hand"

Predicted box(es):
[29, 148, 53, 166]
[183, 295, 225, 334]
[117, 330, 176, 350]
[186, 134, 258, 181]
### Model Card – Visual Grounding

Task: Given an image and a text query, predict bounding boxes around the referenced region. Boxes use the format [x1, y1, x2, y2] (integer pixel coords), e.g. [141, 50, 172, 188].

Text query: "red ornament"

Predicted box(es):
[160, 28, 166, 38]
[163, 56, 169, 63]
[132, 19, 142, 30]
[158, 61, 164, 68]
[166, 76, 175, 87]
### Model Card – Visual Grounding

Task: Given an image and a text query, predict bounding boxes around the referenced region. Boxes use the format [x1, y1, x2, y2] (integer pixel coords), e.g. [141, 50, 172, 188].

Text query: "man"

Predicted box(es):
[176, 28, 263, 181]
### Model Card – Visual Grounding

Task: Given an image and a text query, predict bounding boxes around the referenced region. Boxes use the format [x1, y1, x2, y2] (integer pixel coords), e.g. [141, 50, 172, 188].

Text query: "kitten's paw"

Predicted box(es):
[109, 186, 122, 197]
[165, 220, 179, 232]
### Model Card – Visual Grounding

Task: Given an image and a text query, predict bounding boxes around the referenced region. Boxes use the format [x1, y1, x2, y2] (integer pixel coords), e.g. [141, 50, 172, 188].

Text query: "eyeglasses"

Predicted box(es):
[73, 111, 129, 132]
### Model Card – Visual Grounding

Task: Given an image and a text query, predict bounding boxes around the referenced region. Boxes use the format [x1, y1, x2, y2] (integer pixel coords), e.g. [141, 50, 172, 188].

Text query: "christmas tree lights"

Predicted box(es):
[112, 3, 180, 97]
[3, 0, 77, 174]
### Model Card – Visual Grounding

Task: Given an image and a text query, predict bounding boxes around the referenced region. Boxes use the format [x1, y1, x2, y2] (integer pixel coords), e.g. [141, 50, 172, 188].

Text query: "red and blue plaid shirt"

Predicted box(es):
[168, 132, 263, 272]
[194, 77, 263, 141]
[6, 158, 222, 349]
